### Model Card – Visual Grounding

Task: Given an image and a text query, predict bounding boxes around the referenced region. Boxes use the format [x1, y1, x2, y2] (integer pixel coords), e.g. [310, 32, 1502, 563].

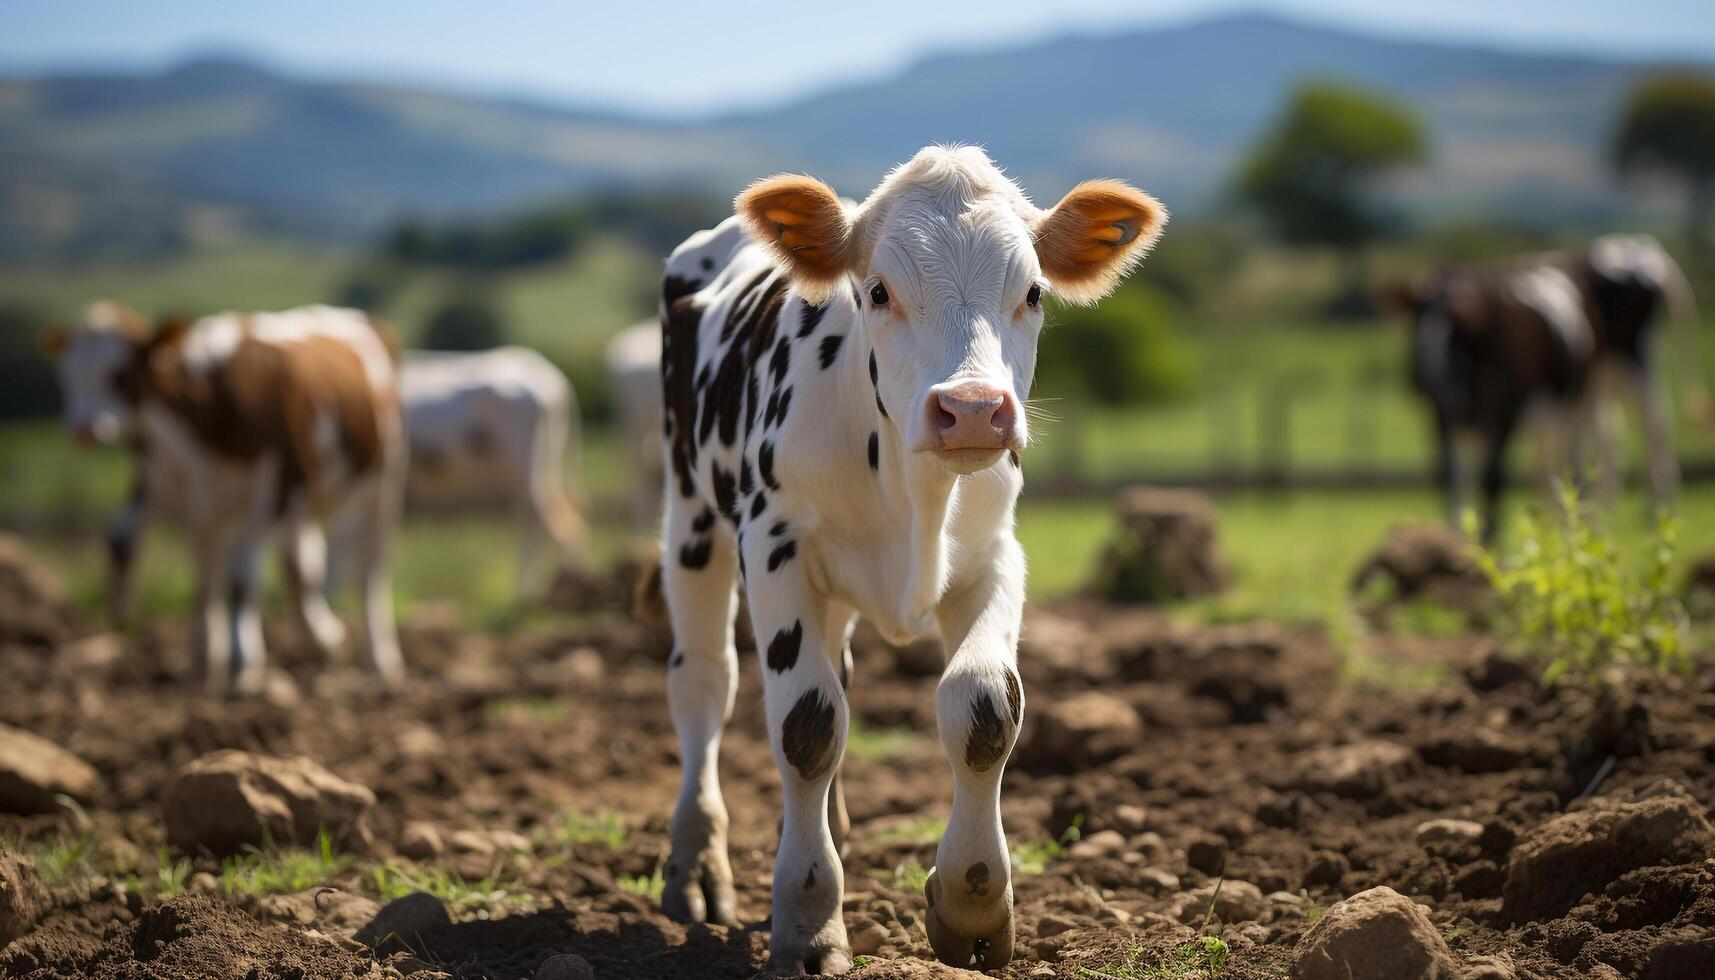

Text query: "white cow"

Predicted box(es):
[604, 321, 663, 530]
[398, 346, 584, 589]
[654, 146, 1165, 972]
[47, 302, 406, 694]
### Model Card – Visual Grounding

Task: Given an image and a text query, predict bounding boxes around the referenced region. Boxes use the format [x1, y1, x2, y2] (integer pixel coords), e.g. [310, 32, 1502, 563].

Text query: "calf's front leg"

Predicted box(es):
[741, 530, 850, 975]
[926, 544, 1025, 970]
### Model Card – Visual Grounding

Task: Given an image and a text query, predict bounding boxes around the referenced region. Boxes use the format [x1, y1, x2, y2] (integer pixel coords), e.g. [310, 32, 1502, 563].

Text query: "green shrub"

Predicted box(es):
[1037, 283, 1193, 406]
[1468, 483, 1691, 687]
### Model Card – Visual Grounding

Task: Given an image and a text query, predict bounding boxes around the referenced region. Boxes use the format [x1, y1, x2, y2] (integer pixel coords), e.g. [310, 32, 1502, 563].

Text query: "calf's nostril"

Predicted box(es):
[932, 397, 960, 432]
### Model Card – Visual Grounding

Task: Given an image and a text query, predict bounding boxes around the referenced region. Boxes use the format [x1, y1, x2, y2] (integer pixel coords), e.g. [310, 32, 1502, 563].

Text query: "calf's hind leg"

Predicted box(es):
[661, 497, 740, 926]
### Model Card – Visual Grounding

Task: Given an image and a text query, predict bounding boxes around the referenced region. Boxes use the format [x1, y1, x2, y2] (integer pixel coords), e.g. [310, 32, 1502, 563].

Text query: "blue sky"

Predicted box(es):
[3, 0, 1712, 116]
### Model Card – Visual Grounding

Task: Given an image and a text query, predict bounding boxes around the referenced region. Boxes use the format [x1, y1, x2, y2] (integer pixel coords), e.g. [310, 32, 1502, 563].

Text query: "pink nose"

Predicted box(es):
[928, 381, 1017, 452]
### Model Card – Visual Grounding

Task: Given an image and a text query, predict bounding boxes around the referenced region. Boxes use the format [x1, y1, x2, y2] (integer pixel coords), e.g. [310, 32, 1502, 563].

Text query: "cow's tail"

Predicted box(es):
[1662, 258, 1715, 429]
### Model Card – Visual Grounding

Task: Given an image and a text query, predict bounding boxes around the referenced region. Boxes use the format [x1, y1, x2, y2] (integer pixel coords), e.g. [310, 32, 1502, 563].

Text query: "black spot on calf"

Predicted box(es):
[770, 335, 792, 385]
[767, 539, 797, 572]
[769, 520, 788, 537]
[818, 334, 845, 369]
[781, 688, 838, 781]
[964, 693, 1010, 773]
[712, 463, 738, 524]
[965, 861, 991, 897]
[867, 432, 879, 471]
[669, 650, 685, 669]
[749, 492, 767, 520]
[798, 298, 828, 338]
[1004, 669, 1023, 725]
[758, 441, 780, 491]
[767, 621, 804, 673]
[691, 506, 716, 534]
[678, 538, 713, 570]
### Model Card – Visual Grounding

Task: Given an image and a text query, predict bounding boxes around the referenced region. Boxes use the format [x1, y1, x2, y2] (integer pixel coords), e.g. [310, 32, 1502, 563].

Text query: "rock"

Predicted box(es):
[1019, 692, 1142, 770]
[1302, 850, 1349, 889]
[1255, 789, 1304, 829]
[1110, 804, 1150, 835]
[1186, 834, 1227, 876]
[1415, 819, 1484, 849]
[1137, 867, 1179, 892]
[535, 953, 595, 980]
[849, 917, 889, 956]
[355, 892, 450, 955]
[187, 871, 220, 895]
[0, 532, 73, 646]
[398, 822, 444, 861]
[1088, 487, 1230, 603]
[1069, 829, 1127, 861]
[1454, 861, 1505, 900]
[1463, 954, 1515, 980]
[1176, 879, 1265, 924]
[1502, 787, 1715, 922]
[259, 888, 380, 934]
[162, 750, 375, 856]
[0, 724, 101, 816]
[0, 850, 48, 947]
[1292, 885, 1457, 980]
[1265, 891, 1308, 922]
[1351, 522, 1488, 612]
[1295, 739, 1416, 799]
[1464, 646, 1535, 692]
[1418, 728, 1530, 774]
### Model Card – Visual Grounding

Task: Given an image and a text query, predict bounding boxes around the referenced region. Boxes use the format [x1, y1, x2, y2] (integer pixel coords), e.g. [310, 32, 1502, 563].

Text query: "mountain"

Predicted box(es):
[0, 13, 1705, 256]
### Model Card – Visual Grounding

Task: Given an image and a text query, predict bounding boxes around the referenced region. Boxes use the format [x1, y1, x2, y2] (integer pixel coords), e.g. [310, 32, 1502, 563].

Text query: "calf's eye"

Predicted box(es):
[869, 282, 889, 307]
[1026, 284, 1042, 309]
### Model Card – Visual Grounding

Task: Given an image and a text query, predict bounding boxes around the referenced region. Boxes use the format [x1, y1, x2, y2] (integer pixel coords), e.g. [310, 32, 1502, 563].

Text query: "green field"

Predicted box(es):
[6, 232, 1715, 633]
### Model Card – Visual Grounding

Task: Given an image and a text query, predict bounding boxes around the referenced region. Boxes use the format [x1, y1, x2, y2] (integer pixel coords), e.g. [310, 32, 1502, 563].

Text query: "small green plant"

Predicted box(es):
[1468, 483, 1691, 687]
[1300, 890, 1323, 924]
[872, 857, 931, 892]
[844, 720, 921, 762]
[482, 697, 570, 723]
[369, 863, 533, 913]
[219, 830, 350, 897]
[617, 868, 665, 902]
[867, 815, 946, 846]
[1010, 815, 1083, 876]
[554, 810, 628, 849]
[1076, 935, 1230, 979]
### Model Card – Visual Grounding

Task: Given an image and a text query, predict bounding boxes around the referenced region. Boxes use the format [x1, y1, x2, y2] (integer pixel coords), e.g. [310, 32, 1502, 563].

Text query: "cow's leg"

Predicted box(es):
[104, 473, 150, 627]
[1478, 413, 1519, 543]
[350, 473, 404, 687]
[925, 542, 1024, 971]
[740, 530, 849, 975]
[280, 518, 346, 659]
[1434, 415, 1463, 528]
[191, 521, 237, 693]
[823, 600, 856, 858]
[225, 525, 270, 696]
[662, 497, 741, 926]
[1633, 361, 1681, 510]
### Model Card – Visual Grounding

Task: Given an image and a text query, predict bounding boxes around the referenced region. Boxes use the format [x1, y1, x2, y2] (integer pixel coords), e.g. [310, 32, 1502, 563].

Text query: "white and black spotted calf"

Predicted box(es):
[654, 146, 1165, 973]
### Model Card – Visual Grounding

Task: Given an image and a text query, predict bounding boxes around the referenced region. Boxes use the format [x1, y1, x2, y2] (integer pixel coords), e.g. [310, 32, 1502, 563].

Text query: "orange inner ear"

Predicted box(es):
[735, 175, 853, 293]
[1034, 180, 1165, 302]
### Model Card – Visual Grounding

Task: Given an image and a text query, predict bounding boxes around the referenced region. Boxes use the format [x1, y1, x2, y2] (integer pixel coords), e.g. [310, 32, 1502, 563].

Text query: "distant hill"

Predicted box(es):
[0, 13, 1706, 256]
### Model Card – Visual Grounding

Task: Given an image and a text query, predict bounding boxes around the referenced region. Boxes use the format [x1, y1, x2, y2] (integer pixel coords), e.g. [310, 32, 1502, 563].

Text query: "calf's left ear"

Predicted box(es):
[1032, 180, 1166, 305]
[735, 174, 855, 304]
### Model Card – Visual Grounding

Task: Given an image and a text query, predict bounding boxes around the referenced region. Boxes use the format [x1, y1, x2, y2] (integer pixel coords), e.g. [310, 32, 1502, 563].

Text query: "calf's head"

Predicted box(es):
[42, 302, 152, 446]
[737, 146, 1164, 475]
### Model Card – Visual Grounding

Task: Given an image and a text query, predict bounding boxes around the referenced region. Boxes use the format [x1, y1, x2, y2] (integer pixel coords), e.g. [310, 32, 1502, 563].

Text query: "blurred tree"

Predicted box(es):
[1236, 81, 1428, 313]
[423, 284, 507, 351]
[1613, 72, 1715, 253]
[0, 302, 61, 420]
[1036, 283, 1193, 406]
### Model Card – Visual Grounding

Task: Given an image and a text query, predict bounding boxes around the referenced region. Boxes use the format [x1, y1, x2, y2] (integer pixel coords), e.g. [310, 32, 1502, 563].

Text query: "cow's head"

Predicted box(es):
[1378, 271, 1490, 415]
[737, 146, 1164, 475]
[41, 301, 153, 446]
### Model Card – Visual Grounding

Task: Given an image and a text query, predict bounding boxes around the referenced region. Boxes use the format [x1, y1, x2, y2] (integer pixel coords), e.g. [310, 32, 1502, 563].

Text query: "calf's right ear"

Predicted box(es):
[735, 174, 855, 304]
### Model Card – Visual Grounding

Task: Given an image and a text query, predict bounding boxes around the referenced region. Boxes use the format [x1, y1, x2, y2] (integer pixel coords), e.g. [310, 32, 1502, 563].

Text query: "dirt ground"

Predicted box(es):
[1, 550, 1713, 979]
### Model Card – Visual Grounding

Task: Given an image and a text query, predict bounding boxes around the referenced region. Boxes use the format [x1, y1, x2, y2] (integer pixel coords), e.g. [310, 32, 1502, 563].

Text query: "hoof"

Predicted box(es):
[662, 853, 737, 926]
[770, 943, 852, 976]
[925, 866, 1015, 970]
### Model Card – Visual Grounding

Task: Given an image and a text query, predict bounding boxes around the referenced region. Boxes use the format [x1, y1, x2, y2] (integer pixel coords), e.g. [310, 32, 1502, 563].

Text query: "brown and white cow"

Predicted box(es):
[654, 146, 1165, 972]
[1381, 234, 1709, 538]
[46, 302, 406, 694]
